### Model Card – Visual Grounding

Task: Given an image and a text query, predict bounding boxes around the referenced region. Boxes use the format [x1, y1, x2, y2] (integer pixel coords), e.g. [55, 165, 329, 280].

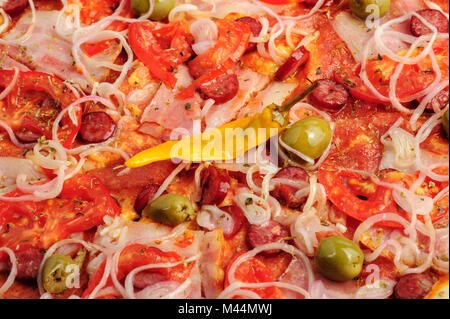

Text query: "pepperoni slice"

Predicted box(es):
[198, 72, 239, 104]
[200, 166, 231, 206]
[270, 167, 310, 208]
[308, 79, 349, 112]
[134, 184, 160, 214]
[221, 206, 246, 239]
[394, 273, 435, 299]
[0, 0, 29, 15]
[79, 112, 117, 143]
[422, 89, 449, 111]
[247, 220, 290, 255]
[275, 46, 310, 81]
[14, 129, 41, 144]
[6, 248, 44, 280]
[410, 9, 449, 37]
[236, 16, 262, 52]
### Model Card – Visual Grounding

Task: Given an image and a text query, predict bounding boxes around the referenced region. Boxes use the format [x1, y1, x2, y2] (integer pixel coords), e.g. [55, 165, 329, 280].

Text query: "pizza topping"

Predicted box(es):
[235, 16, 263, 53]
[270, 166, 310, 208]
[349, 0, 391, 19]
[179, 19, 251, 99]
[247, 220, 290, 255]
[0, 0, 29, 15]
[41, 254, 80, 294]
[128, 20, 194, 88]
[394, 272, 435, 299]
[79, 112, 117, 144]
[132, 0, 175, 21]
[200, 166, 230, 206]
[142, 193, 195, 226]
[7, 248, 44, 280]
[315, 236, 364, 282]
[410, 9, 449, 37]
[280, 116, 332, 160]
[197, 205, 245, 239]
[308, 79, 349, 112]
[0, 70, 82, 148]
[274, 46, 310, 82]
[0, 0, 449, 300]
[198, 72, 240, 104]
[134, 184, 161, 215]
[443, 109, 450, 137]
[0, 247, 17, 295]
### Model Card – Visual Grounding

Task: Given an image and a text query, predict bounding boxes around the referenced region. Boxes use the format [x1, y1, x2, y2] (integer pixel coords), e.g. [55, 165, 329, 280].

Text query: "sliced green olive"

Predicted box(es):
[143, 193, 195, 226]
[42, 255, 78, 294]
[281, 116, 332, 160]
[350, 0, 390, 19]
[443, 109, 449, 138]
[131, 0, 175, 21]
[315, 236, 364, 282]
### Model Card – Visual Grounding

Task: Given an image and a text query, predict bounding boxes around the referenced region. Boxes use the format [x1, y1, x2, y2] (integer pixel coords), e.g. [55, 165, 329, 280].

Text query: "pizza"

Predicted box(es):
[0, 0, 448, 300]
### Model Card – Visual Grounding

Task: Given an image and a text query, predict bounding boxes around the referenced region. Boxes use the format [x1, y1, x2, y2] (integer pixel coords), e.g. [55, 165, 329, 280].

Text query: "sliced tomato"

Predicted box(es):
[78, 0, 132, 57]
[178, 19, 251, 99]
[334, 67, 388, 104]
[335, 43, 449, 104]
[384, 168, 449, 223]
[128, 20, 194, 88]
[224, 252, 284, 299]
[318, 167, 404, 228]
[0, 174, 120, 261]
[0, 70, 81, 148]
[82, 244, 195, 298]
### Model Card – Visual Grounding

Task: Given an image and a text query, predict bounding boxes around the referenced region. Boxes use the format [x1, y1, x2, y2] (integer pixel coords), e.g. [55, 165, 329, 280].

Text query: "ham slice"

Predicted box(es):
[140, 65, 203, 139]
[0, 51, 30, 71]
[1, 10, 120, 89]
[199, 229, 226, 299]
[204, 65, 270, 129]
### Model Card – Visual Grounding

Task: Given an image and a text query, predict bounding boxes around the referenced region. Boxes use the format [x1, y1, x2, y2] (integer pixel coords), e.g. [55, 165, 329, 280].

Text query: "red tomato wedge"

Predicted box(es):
[0, 70, 81, 148]
[128, 20, 194, 88]
[224, 253, 284, 299]
[82, 244, 195, 298]
[178, 19, 251, 99]
[318, 167, 404, 228]
[0, 174, 120, 261]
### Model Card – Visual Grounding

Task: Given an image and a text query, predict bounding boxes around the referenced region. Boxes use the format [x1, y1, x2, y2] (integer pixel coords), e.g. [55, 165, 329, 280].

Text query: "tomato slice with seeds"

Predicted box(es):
[335, 42, 449, 104]
[129, 20, 194, 88]
[0, 174, 120, 261]
[178, 19, 251, 99]
[82, 244, 195, 298]
[0, 70, 81, 148]
[318, 167, 403, 228]
[224, 252, 284, 299]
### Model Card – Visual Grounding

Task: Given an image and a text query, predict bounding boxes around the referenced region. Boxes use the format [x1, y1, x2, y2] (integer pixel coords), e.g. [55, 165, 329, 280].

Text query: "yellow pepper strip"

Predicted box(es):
[125, 83, 318, 168]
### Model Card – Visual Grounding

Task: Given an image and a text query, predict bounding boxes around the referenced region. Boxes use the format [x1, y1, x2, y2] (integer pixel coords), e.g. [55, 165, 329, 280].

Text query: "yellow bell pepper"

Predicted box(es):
[125, 83, 318, 168]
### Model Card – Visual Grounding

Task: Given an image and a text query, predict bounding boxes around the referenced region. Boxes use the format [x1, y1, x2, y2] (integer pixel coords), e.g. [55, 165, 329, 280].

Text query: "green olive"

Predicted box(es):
[281, 116, 332, 160]
[143, 193, 195, 226]
[131, 0, 175, 21]
[443, 109, 449, 138]
[315, 236, 364, 282]
[42, 255, 78, 294]
[350, 0, 390, 19]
